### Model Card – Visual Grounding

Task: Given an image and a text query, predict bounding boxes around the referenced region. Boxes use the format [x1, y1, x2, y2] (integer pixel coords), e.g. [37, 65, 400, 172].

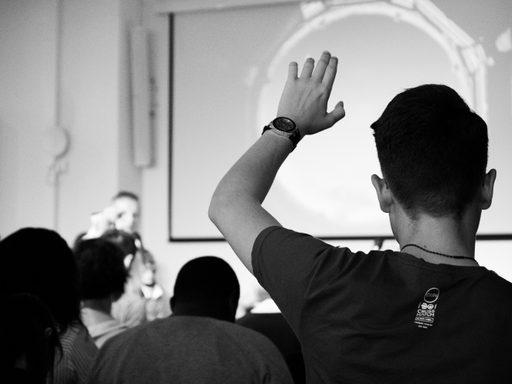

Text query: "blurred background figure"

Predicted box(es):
[0, 228, 98, 384]
[90, 256, 293, 384]
[74, 238, 129, 348]
[75, 191, 169, 325]
[101, 229, 170, 327]
[111, 192, 166, 321]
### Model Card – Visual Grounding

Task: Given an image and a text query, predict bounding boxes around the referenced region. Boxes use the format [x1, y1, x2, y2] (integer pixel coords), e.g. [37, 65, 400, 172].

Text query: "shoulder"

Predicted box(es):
[253, 226, 326, 248]
[60, 323, 98, 356]
[252, 226, 337, 268]
[55, 324, 98, 384]
[104, 316, 166, 346]
[253, 225, 367, 272]
[473, 268, 512, 301]
[215, 320, 283, 352]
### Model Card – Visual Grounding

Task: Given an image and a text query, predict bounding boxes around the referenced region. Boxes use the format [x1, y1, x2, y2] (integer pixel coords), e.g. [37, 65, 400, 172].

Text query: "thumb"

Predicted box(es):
[325, 101, 345, 127]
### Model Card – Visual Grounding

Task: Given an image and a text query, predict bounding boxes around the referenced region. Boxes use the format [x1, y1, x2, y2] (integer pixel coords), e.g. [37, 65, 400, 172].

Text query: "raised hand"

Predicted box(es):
[276, 51, 345, 137]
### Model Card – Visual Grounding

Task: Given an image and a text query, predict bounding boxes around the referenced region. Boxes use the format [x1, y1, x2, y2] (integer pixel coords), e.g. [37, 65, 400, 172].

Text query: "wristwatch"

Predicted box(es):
[262, 117, 301, 149]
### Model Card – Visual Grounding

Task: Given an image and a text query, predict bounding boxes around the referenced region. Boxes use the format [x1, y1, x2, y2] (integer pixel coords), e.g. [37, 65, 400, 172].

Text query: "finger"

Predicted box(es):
[300, 57, 315, 78]
[325, 101, 345, 127]
[288, 61, 298, 80]
[322, 56, 338, 92]
[312, 51, 331, 81]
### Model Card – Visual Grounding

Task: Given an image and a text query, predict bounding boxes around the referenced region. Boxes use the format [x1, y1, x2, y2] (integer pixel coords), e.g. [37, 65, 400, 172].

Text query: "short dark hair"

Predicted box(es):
[371, 84, 488, 217]
[0, 228, 81, 333]
[73, 238, 127, 301]
[173, 256, 240, 304]
[113, 191, 139, 201]
[101, 229, 137, 257]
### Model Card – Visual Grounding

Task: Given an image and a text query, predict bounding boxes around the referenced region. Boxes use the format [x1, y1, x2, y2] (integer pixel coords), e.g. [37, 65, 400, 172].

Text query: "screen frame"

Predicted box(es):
[167, 3, 512, 242]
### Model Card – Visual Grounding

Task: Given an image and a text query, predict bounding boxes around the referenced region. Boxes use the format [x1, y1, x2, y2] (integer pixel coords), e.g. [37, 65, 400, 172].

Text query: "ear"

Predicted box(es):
[480, 169, 496, 210]
[371, 174, 393, 213]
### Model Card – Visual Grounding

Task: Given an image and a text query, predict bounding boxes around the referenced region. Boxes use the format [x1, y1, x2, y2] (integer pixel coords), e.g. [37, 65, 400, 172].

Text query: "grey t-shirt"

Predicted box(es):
[90, 315, 293, 384]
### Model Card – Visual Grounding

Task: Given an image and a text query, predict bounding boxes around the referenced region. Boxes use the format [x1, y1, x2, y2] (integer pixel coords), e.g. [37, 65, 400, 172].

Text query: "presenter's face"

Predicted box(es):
[113, 197, 140, 233]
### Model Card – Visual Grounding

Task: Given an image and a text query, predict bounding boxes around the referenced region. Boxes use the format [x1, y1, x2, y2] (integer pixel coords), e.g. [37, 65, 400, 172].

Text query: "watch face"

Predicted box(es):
[273, 117, 296, 132]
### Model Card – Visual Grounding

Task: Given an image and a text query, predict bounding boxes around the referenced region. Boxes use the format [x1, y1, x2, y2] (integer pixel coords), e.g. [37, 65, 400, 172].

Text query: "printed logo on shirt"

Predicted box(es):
[414, 287, 440, 329]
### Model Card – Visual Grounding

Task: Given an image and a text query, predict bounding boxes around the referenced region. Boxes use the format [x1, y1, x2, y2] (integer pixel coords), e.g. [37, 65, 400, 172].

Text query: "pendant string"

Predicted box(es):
[400, 243, 475, 261]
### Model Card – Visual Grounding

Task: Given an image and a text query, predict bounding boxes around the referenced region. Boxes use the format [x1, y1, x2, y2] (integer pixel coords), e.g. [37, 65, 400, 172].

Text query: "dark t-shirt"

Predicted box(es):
[252, 226, 512, 384]
[238, 312, 306, 384]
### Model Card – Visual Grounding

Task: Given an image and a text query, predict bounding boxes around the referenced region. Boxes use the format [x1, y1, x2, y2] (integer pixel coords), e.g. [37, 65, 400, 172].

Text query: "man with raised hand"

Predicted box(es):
[209, 51, 512, 383]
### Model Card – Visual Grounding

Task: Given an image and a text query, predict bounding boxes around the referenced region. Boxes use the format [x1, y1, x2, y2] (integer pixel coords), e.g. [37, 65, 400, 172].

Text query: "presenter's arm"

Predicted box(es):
[209, 51, 345, 273]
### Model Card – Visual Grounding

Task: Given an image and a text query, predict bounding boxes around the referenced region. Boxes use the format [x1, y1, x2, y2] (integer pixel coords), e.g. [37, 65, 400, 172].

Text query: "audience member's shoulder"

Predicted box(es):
[216, 318, 281, 347]
[61, 322, 97, 352]
[101, 317, 168, 351]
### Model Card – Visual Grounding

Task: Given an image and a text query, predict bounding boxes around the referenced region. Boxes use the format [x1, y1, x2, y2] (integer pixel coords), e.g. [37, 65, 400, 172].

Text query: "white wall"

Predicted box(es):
[1, 1, 510, 309]
[139, 5, 264, 301]
[0, 0, 140, 239]
[0, 0, 263, 305]
[0, 0, 57, 231]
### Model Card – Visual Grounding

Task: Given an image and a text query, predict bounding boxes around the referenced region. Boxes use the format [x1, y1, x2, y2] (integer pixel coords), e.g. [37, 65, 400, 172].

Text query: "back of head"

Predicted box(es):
[2, 293, 60, 384]
[113, 190, 139, 202]
[101, 229, 137, 258]
[172, 256, 240, 321]
[73, 238, 127, 301]
[0, 228, 80, 333]
[371, 84, 488, 218]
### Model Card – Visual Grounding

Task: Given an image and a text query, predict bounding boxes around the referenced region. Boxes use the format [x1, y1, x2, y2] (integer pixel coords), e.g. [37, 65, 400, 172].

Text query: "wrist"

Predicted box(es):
[262, 117, 302, 149]
[262, 128, 295, 150]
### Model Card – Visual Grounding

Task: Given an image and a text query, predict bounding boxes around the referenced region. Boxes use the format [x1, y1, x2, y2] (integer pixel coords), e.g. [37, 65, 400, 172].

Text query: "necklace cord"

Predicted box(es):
[400, 243, 475, 261]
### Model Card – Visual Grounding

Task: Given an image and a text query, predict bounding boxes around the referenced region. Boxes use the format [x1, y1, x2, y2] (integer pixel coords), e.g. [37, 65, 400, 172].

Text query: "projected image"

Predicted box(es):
[169, 0, 512, 240]
[257, 3, 484, 237]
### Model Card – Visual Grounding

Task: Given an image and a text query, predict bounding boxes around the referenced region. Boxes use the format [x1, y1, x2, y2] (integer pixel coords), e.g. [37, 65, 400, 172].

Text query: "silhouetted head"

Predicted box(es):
[371, 84, 489, 219]
[73, 238, 127, 302]
[100, 229, 137, 270]
[171, 256, 240, 322]
[0, 228, 80, 334]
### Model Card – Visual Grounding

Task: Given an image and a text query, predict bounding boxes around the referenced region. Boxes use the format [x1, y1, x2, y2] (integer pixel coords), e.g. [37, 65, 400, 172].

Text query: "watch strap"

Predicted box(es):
[262, 121, 301, 149]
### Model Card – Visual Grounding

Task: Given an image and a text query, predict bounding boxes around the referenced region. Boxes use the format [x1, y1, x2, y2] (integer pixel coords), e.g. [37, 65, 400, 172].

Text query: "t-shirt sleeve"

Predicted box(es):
[252, 226, 340, 334]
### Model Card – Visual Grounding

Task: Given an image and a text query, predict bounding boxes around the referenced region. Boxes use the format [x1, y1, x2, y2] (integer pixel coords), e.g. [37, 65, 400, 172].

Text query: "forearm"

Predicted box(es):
[213, 132, 292, 205]
[209, 131, 293, 272]
[209, 51, 344, 273]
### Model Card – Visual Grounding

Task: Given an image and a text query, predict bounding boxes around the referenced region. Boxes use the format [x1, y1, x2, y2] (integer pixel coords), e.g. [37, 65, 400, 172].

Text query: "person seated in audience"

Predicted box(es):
[101, 229, 171, 327]
[74, 238, 129, 348]
[0, 228, 98, 384]
[237, 286, 305, 384]
[2, 293, 60, 384]
[100, 229, 146, 327]
[90, 256, 293, 384]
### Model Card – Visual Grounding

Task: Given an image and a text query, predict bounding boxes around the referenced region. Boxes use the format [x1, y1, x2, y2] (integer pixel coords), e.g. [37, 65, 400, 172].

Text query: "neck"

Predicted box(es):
[172, 302, 235, 323]
[396, 211, 479, 266]
[81, 298, 115, 327]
